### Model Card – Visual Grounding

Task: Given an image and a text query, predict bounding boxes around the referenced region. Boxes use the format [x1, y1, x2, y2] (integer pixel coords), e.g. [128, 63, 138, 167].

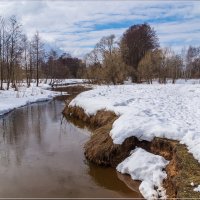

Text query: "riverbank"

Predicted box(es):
[63, 84, 200, 199]
[0, 83, 64, 116]
[0, 79, 89, 116]
[0, 87, 142, 198]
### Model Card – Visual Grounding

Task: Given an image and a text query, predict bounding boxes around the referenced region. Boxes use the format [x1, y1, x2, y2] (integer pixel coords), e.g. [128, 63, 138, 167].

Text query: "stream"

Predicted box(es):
[0, 92, 142, 198]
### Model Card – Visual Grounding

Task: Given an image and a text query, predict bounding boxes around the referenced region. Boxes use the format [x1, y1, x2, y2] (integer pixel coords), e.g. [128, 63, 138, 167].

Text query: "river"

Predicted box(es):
[0, 93, 142, 198]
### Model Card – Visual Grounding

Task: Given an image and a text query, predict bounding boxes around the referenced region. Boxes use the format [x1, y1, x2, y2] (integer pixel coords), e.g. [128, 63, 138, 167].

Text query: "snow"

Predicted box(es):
[124, 78, 200, 85]
[41, 79, 88, 86]
[194, 185, 200, 192]
[191, 183, 200, 192]
[117, 148, 169, 199]
[69, 83, 200, 163]
[0, 78, 88, 116]
[0, 84, 63, 116]
[157, 79, 200, 84]
[174, 79, 200, 84]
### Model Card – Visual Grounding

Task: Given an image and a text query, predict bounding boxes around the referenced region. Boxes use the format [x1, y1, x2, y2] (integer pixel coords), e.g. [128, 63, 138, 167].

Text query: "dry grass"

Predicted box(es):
[63, 88, 200, 198]
[151, 138, 200, 198]
[173, 144, 200, 198]
[64, 106, 118, 128]
[84, 121, 120, 166]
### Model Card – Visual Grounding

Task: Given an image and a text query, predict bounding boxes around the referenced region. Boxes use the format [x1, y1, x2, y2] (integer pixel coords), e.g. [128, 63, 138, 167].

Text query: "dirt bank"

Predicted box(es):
[63, 87, 200, 199]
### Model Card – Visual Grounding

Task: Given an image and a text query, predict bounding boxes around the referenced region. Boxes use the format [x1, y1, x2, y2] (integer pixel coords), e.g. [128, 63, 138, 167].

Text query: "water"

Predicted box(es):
[0, 97, 142, 198]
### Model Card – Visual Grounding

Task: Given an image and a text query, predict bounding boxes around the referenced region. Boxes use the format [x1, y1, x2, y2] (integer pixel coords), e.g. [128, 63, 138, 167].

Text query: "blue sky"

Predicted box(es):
[0, 1, 200, 57]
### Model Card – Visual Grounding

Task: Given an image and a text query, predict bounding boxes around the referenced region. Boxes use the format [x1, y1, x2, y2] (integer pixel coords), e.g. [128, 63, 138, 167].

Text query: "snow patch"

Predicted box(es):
[194, 185, 200, 192]
[42, 79, 87, 86]
[117, 148, 169, 199]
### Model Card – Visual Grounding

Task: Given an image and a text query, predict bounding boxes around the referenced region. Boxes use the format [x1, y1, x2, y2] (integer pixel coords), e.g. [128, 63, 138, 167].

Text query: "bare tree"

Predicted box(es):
[103, 48, 128, 84]
[186, 46, 200, 78]
[96, 34, 115, 57]
[3, 16, 23, 90]
[85, 35, 129, 84]
[32, 31, 44, 87]
[138, 51, 155, 84]
[168, 53, 182, 83]
[0, 17, 5, 90]
[21, 34, 30, 87]
[47, 49, 58, 84]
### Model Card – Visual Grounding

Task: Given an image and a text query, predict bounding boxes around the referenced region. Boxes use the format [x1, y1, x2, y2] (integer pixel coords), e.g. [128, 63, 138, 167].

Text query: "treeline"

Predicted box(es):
[42, 52, 85, 85]
[1, 16, 200, 88]
[0, 16, 85, 90]
[83, 24, 200, 84]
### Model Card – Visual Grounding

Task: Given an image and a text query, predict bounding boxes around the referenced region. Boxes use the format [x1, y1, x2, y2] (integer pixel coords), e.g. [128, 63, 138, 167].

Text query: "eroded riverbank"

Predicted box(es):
[63, 86, 200, 199]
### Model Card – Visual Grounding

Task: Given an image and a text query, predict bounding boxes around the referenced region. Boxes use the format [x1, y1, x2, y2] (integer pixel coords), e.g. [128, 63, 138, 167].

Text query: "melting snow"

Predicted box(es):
[117, 148, 169, 199]
[194, 185, 200, 192]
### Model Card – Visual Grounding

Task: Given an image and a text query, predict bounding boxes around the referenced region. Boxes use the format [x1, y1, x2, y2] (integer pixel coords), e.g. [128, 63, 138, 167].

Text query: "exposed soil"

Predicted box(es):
[63, 85, 200, 199]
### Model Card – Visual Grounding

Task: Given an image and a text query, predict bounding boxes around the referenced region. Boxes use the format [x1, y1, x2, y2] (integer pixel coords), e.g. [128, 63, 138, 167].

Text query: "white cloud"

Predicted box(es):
[0, 1, 200, 57]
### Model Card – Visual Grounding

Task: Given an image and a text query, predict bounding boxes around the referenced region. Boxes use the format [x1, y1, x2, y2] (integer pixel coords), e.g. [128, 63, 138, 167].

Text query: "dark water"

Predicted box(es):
[0, 97, 142, 198]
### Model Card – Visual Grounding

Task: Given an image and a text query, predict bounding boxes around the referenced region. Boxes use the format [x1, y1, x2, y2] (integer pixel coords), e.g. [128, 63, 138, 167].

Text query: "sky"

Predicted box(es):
[0, 0, 200, 58]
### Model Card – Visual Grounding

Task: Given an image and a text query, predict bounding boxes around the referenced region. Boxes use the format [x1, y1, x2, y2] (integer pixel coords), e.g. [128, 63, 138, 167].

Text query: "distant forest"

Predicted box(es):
[0, 16, 200, 89]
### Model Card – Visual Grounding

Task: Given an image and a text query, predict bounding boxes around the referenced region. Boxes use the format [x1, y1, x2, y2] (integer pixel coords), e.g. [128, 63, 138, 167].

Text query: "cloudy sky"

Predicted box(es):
[0, 1, 199, 58]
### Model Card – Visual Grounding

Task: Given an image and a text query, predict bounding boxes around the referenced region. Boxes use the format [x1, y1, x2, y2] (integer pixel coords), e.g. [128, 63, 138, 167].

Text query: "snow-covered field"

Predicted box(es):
[69, 82, 200, 199]
[0, 83, 64, 116]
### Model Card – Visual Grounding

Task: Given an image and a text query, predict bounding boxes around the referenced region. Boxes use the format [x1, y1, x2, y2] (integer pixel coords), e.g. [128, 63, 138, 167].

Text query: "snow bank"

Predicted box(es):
[41, 79, 87, 86]
[117, 148, 169, 199]
[0, 85, 62, 116]
[69, 84, 200, 163]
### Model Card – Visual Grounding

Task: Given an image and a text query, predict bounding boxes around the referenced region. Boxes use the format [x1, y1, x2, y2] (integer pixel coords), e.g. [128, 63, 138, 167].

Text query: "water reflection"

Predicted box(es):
[0, 99, 142, 198]
[88, 162, 143, 197]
